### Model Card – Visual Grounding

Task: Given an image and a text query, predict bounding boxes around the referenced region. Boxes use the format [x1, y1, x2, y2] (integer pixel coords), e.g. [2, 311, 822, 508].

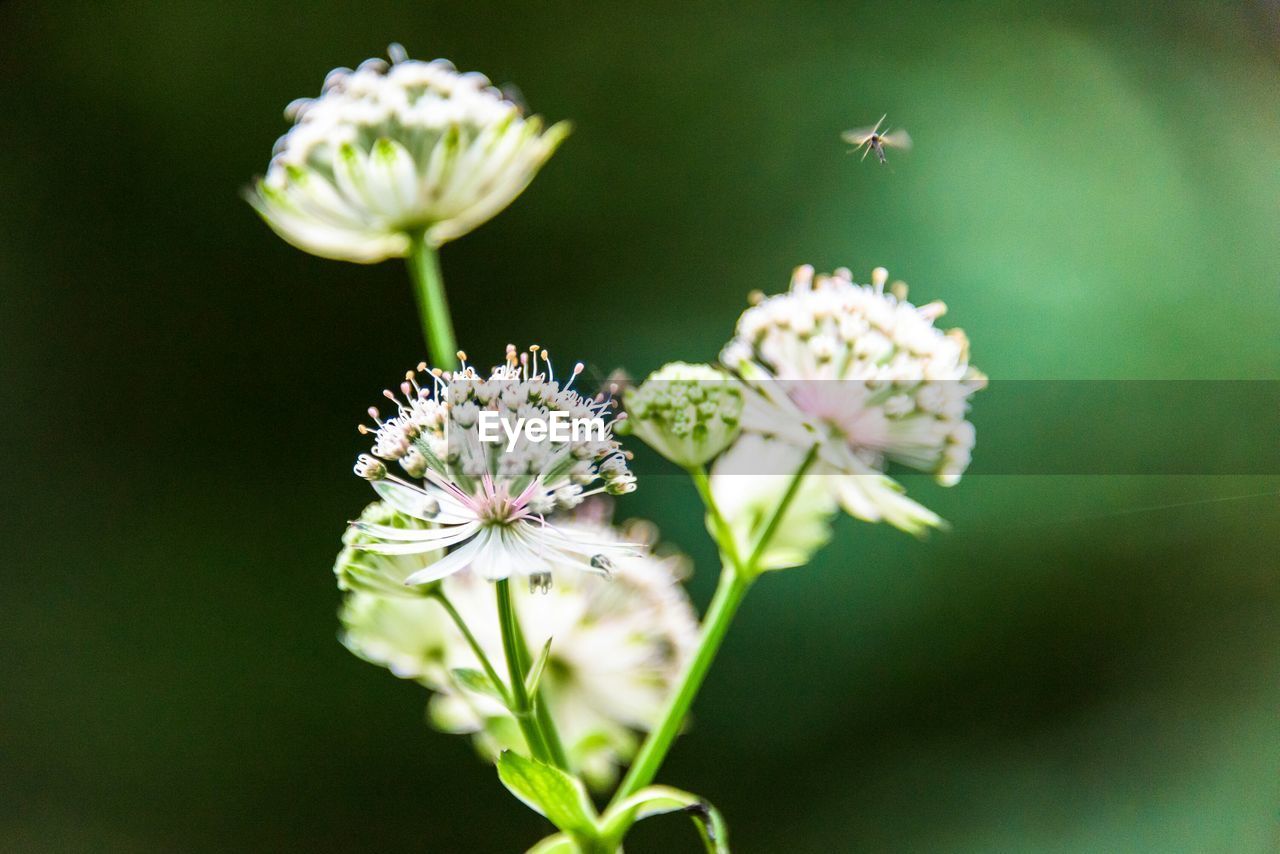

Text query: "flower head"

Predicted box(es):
[339, 509, 699, 790]
[720, 265, 985, 534]
[621, 362, 743, 468]
[350, 346, 639, 587]
[247, 44, 570, 262]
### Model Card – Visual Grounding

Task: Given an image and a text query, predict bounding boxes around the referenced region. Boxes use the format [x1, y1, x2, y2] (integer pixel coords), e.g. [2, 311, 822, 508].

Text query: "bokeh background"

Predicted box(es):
[2, 1, 1277, 851]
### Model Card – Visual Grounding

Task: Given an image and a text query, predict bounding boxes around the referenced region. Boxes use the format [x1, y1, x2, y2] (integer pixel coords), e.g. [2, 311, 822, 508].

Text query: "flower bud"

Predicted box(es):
[623, 363, 743, 468]
[354, 454, 387, 481]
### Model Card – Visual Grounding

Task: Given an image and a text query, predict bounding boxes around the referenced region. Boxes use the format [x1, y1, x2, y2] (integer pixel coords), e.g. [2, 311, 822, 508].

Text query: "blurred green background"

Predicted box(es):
[2, 1, 1277, 851]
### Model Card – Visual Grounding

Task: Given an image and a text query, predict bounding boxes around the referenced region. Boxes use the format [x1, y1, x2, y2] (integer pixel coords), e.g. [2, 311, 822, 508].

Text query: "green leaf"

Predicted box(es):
[450, 668, 507, 704]
[525, 636, 554, 696]
[526, 832, 580, 854]
[496, 751, 599, 839]
[601, 786, 730, 853]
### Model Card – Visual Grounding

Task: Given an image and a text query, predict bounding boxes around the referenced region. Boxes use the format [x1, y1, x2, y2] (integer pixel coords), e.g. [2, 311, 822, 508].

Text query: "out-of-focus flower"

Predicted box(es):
[621, 362, 743, 468]
[709, 435, 835, 572]
[247, 44, 570, 262]
[349, 345, 639, 587]
[335, 501, 443, 597]
[339, 511, 699, 790]
[720, 265, 985, 535]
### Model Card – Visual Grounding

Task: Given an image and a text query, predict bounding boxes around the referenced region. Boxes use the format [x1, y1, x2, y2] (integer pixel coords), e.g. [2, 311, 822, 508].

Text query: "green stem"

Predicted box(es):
[743, 443, 822, 571]
[495, 579, 553, 764]
[610, 566, 752, 804]
[688, 466, 743, 572]
[532, 689, 570, 771]
[609, 445, 822, 809]
[406, 234, 458, 369]
[430, 589, 510, 706]
[505, 593, 570, 770]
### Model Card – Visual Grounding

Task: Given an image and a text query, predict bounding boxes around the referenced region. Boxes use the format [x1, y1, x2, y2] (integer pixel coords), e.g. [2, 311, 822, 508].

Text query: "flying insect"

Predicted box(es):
[842, 115, 912, 164]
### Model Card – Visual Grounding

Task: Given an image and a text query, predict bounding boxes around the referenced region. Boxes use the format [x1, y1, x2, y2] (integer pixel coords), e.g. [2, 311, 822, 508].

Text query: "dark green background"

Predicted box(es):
[2, 2, 1277, 851]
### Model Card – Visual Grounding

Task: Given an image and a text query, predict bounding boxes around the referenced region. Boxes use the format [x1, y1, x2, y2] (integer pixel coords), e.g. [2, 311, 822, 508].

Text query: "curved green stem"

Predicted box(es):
[609, 445, 823, 810]
[496, 579, 554, 764]
[406, 234, 458, 369]
[430, 589, 510, 706]
[743, 443, 822, 571]
[611, 567, 751, 804]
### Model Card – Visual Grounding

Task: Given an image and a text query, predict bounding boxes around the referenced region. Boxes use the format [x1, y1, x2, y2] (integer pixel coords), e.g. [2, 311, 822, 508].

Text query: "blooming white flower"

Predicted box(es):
[338, 507, 699, 790]
[350, 346, 639, 587]
[247, 44, 570, 262]
[622, 362, 743, 468]
[719, 265, 985, 535]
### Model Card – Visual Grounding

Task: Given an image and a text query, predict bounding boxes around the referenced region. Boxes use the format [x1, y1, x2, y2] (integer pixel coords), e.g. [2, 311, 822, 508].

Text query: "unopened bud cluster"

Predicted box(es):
[623, 363, 743, 468]
[247, 45, 570, 262]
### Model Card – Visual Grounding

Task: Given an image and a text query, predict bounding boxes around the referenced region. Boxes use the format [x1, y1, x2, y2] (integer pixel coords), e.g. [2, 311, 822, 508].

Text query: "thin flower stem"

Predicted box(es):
[743, 443, 822, 572]
[610, 565, 751, 804]
[429, 589, 510, 706]
[505, 595, 570, 770]
[688, 466, 744, 572]
[608, 445, 823, 809]
[406, 233, 458, 370]
[532, 687, 570, 771]
[495, 578, 554, 765]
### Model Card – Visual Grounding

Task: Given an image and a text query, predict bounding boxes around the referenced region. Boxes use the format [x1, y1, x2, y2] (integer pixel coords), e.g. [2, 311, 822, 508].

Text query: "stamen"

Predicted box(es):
[871, 266, 889, 294]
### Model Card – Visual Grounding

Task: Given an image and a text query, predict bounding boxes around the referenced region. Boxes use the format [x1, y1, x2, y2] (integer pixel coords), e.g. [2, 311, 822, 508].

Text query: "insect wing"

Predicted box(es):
[841, 114, 887, 146]
[881, 128, 912, 150]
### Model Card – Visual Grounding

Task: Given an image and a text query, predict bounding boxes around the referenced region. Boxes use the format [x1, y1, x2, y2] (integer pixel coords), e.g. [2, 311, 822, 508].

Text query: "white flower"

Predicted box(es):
[247, 44, 570, 262]
[350, 346, 639, 587]
[622, 362, 743, 468]
[339, 510, 699, 790]
[720, 265, 985, 535]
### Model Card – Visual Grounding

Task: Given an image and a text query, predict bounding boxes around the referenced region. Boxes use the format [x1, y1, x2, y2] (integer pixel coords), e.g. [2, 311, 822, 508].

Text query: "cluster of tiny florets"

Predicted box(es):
[722, 266, 985, 485]
[623, 362, 743, 467]
[358, 346, 636, 511]
[249, 45, 569, 261]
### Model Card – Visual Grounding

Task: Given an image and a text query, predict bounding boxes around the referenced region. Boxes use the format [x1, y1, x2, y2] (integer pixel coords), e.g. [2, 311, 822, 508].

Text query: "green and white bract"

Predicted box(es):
[339, 509, 699, 791]
[247, 45, 570, 262]
[351, 346, 639, 588]
[720, 265, 986, 535]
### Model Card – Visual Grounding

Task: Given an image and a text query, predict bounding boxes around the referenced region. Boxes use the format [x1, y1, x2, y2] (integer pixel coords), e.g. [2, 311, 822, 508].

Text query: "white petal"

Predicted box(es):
[404, 533, 488, 585]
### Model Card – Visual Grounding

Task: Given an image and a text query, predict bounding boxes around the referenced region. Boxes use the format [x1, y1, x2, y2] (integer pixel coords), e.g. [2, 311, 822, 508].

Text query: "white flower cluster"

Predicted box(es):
[719, 265, 986, 534]
[351, 346, 638, 587]
[338, 505, 699, 790]
[248, 45, 569, 262]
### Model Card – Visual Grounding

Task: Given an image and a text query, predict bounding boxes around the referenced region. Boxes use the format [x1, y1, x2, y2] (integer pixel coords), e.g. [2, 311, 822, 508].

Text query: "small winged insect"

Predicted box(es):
[842, 114, 912, 164]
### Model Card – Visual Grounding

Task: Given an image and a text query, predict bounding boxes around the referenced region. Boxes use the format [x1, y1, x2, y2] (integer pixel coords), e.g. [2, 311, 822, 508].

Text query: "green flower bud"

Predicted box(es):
[623, 363, 743, 468]
[334, 501, 441, 598]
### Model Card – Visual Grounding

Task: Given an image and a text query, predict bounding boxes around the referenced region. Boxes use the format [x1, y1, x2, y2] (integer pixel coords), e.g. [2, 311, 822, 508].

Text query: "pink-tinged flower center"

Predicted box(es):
[788, 382, 887, 447]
